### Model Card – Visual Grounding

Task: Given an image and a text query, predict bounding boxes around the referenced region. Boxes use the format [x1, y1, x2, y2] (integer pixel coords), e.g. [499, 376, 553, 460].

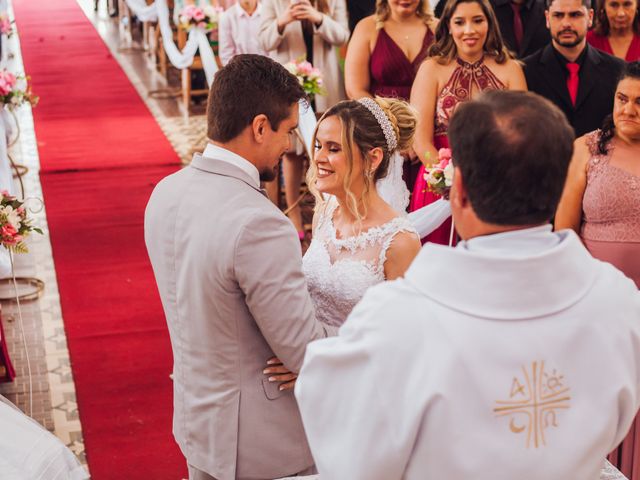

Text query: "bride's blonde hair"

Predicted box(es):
[306, 97, 417, 224]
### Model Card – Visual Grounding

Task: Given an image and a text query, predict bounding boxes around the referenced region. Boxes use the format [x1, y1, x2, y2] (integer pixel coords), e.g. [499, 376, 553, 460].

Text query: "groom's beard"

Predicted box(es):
[259, 166, 278, 182]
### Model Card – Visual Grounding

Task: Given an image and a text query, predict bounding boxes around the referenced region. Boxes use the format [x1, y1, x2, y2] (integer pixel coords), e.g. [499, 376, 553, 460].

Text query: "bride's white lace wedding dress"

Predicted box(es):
[302, 197, 418, 327]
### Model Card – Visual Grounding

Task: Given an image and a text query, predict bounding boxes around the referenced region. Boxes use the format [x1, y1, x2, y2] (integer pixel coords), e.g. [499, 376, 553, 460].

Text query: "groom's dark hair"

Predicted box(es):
[207, 54, 307, 142]
[448, 90, 575, 225]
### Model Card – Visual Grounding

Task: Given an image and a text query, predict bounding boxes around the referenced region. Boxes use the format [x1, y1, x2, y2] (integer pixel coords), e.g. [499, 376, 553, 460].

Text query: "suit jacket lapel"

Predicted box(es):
[540, 45, 574, 110]
[190, 153, 264, 195]
[574, 45, 599, 110]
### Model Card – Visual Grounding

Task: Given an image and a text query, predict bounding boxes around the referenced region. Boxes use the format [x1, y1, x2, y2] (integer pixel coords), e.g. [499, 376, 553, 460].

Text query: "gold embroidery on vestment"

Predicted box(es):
[493, 361, 570, 448]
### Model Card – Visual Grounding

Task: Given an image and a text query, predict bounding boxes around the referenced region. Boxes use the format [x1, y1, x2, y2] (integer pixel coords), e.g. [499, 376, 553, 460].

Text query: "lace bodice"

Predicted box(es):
[581, 130, 640, 242]
[302, 199, 418, 327]
[434, 57, 506, 138]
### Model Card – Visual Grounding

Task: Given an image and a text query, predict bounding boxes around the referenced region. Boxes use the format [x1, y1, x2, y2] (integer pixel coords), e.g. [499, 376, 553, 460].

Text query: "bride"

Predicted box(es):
[264, 96, 451, 385]
[302, 96, 422, 327]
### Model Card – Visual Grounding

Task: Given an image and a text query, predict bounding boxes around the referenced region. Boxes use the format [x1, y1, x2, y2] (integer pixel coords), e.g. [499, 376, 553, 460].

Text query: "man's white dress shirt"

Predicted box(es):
[202, 143, 260, 187]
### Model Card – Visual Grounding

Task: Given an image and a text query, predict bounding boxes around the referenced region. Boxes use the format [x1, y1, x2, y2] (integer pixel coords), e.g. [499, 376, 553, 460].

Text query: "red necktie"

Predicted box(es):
[511, 3, 524, 51]
[566, 62, 580, 106]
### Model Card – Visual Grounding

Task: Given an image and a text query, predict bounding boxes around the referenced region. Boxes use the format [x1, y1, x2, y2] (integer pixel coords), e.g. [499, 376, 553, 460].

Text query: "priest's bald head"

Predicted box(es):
[447, 90, 575, 241]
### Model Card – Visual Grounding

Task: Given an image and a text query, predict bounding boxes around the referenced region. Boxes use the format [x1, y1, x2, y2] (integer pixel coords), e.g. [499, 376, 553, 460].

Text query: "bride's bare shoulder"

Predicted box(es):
[383, 229, 421, 280]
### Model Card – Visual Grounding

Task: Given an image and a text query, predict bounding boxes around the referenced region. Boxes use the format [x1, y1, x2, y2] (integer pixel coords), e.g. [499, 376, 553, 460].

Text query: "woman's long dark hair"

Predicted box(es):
[598, 61, 640, 154]
[593, 0, 640, 36]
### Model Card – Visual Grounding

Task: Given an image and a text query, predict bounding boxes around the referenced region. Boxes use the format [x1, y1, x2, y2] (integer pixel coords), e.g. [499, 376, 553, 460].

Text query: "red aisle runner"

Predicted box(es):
[13, 0, 178, 173]
[13, 0, 186, 478]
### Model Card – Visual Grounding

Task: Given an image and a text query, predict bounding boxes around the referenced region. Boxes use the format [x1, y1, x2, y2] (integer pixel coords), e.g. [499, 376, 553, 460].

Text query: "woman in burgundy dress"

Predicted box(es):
[344, 0, 436, 101]
[588, 0, 640, 61]
[409, 0, 526, 244]
[344, 0, 436, 196]
[556, 62, 640, 479]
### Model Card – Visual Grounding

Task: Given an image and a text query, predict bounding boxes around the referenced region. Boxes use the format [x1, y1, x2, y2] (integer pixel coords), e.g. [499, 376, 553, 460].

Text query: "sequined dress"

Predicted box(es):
[581, 130, 640, 480]
[410, 57, 506, 244]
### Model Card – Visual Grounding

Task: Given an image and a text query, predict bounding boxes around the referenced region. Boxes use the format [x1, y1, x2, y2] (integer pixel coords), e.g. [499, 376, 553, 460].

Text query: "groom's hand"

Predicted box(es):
[263, 357, 298, 391]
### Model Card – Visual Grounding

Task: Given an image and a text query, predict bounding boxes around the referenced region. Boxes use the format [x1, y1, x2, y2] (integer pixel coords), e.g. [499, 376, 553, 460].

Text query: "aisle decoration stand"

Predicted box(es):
[122, 0, 219, 92]
[0, 190, 42, 417]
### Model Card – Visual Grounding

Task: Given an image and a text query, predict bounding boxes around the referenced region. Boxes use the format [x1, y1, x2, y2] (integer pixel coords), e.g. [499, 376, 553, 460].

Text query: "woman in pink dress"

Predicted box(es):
[588, 0, 640, 61]
[409, 0, 526, 244]
[556, 62, 640, 479]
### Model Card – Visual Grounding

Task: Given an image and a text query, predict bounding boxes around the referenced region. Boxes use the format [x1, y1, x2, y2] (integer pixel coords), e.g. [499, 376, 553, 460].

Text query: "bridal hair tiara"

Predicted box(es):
[358, 97, 398, 153]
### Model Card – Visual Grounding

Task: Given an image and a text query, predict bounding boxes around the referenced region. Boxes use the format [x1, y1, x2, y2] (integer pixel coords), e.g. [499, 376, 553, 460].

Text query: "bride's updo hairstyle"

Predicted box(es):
[307, 97, 417, 221]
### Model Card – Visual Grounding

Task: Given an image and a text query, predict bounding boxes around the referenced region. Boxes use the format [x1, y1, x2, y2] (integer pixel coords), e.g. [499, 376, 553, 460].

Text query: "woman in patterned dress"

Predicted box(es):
[409, 0, 526, 244]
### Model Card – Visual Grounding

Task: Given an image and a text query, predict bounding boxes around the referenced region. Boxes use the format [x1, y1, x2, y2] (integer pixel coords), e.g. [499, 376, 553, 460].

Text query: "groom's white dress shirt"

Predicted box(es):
[296, 226, 640, 480]
[202, 143, 260, 186]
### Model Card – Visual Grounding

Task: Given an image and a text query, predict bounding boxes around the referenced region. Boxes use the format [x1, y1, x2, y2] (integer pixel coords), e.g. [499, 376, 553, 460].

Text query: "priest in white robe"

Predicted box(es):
[295, 91, 640, 480]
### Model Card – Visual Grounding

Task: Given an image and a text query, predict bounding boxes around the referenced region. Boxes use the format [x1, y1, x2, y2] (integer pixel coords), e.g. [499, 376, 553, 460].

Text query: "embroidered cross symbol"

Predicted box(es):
[493, 361, 571, 448]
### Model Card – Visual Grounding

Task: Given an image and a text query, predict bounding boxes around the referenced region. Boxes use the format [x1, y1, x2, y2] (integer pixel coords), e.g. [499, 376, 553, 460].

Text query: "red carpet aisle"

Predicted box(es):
[13, 0, 186, 477]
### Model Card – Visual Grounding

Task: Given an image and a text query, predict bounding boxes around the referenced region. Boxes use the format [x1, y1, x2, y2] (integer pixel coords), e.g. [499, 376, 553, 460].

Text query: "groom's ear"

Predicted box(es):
[251, 114, 269, 143]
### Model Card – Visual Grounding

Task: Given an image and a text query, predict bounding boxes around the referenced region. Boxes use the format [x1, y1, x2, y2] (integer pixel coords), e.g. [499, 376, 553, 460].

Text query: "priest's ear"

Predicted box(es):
[449, 166, 468, 210]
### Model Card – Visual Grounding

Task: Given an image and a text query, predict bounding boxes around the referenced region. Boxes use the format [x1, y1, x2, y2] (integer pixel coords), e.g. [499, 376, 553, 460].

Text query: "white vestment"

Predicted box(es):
[295, 226, 640, 480]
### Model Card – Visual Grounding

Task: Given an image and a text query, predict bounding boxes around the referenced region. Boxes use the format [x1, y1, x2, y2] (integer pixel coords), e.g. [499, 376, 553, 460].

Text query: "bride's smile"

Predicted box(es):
[312, 115, 368, 196]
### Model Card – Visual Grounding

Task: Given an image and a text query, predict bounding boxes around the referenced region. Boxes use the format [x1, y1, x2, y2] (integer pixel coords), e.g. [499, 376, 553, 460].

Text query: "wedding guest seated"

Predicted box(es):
[524, 0, 625, 136]
[295, 90, 640, 479]
[218, 0, 269, 66]
[490, 0, 551, 57]
[588, 0, 640, 61]
[556, 61, 640, 479]
[259, 0, 349, 239]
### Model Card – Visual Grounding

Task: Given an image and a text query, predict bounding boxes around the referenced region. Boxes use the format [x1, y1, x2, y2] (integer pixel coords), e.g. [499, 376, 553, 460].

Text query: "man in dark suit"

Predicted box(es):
[523, 0, 624, 136]
[492, 0, 550, 57]
[348, 0, 376, 33]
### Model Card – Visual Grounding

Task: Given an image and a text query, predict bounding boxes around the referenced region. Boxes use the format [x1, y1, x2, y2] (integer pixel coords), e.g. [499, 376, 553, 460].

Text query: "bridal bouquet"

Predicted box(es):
[0, 191, 42, 254]
[178, 4, 223, 32]
[0, 14, 13, 37]
[284, 58, 325, 98]
[423, 148, 454, 197]
[0, 70, 38, 110]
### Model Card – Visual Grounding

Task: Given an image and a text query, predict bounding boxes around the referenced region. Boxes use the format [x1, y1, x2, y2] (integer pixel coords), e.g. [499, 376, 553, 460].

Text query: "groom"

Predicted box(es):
[295, 91, 640, 479]
[145, 54, 335, 480]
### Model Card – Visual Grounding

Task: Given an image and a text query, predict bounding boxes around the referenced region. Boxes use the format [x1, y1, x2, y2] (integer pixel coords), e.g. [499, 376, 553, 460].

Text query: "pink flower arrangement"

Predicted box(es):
[0, 70, 16, 96]
[0, 191, 41, 253]
[0, 14, 12, 37]
[0, 70, 38, 110]
[423, 148, 454, 197]
[178, 4, 223, 32]
[283, 58, 325, 98]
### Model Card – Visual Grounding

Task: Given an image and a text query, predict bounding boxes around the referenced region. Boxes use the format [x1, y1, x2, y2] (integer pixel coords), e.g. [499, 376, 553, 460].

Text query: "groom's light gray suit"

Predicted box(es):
[145, 147, 334, 480]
